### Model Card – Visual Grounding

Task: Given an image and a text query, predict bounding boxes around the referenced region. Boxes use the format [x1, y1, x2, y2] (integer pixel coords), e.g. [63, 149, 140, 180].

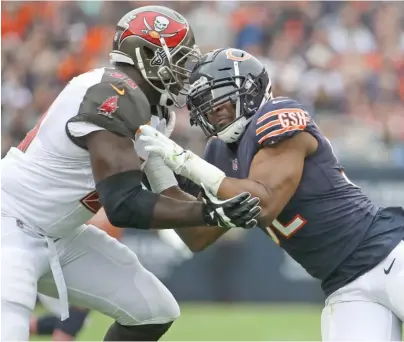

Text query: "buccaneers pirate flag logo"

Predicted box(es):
[119, 11, 188, 48]
[97, 95, 119, 118]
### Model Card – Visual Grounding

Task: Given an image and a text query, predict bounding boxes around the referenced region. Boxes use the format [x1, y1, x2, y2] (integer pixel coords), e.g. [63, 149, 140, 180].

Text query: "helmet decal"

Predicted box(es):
[120, 11, 188, 49]
[111, 6, 200, 108]
[225, 49, 252, 62]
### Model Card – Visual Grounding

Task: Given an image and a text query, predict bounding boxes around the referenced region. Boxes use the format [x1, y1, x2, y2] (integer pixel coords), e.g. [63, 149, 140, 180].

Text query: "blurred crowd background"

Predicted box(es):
[2, 3, 404, 334]
[2, 1, 403, 166]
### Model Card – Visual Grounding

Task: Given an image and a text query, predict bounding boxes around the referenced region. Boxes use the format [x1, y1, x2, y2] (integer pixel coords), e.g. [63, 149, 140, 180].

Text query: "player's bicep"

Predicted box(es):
[87, 130, 141, 183]
[248, 133, 311, 221]
[250, 136, 306, 186]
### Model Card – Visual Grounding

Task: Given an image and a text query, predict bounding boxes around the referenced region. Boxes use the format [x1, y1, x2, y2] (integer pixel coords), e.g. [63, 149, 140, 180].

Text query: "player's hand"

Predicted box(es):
[135, 114, 176, 162]
[135, 116, 159, 161]
[157, 108, 176, 138]
[200, 184, 261, 229]
[138, 125, 188, 174]
[153, 106, 176, 138]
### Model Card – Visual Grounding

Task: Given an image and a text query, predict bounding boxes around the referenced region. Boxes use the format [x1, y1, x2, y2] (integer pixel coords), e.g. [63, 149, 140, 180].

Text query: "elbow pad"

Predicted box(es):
[96, 170, 160, 229]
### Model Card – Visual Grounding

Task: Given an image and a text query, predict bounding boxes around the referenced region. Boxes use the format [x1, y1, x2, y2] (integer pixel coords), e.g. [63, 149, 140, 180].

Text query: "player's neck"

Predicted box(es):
[114, 64, 161, 105]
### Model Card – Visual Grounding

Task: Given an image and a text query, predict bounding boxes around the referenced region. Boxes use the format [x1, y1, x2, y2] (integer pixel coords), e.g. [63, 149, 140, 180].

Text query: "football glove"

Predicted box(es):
[200, 184, 261, 229]
[135, 109, 175, 162]
[151, 105, 176, 138]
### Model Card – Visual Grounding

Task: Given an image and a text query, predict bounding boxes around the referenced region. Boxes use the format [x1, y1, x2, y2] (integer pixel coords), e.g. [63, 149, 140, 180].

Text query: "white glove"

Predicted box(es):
[135, 108, 176, 163]
[159, 110, 176, 138]
[138, 125, 226, 196]
[134, 110, 176, 162]
[152, 105, 176, 138]
[138, 124, 187, 173]
[135, 115, 159, 162]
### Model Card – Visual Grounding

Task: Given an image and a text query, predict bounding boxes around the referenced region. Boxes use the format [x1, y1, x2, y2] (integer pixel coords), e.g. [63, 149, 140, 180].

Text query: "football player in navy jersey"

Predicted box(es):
[137, 48, 404, 341]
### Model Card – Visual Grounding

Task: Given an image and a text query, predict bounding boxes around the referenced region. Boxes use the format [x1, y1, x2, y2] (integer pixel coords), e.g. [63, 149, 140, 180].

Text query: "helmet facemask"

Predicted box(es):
[188, 64, 272, 141]
[128, 36, 200, 108]
[155, 41, 202, 102]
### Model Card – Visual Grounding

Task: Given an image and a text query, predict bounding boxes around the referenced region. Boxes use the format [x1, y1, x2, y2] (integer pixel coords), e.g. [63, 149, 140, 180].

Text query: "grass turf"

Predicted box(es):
[32, 303, 323, 340]
[32, 302, 404, 340]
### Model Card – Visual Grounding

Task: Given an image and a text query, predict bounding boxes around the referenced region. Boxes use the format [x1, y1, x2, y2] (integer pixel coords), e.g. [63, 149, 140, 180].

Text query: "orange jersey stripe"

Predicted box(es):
[258, 125, 306, 144]
[256, 119, 280, 135]
[257, 108, 305, 125]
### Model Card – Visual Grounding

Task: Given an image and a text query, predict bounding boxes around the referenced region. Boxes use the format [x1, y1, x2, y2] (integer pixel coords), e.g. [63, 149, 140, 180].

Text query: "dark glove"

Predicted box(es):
[200, 183, 261, 229]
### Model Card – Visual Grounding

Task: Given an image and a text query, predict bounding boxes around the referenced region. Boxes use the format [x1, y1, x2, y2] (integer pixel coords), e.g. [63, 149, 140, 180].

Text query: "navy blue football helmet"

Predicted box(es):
[186, 48, 272, 143]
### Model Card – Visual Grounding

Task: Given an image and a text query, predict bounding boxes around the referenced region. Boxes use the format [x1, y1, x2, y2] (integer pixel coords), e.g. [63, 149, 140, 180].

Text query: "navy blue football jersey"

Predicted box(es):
[205, 97, 404, 295]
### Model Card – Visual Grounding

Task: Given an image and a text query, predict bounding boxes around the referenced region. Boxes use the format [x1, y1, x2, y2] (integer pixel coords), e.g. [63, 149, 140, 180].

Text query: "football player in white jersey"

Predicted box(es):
[29, 210, 193, 341]
[1, 6, 261, 341]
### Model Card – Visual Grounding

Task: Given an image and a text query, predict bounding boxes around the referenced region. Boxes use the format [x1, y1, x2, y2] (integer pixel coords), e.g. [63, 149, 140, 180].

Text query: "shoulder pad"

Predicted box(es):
[253, 97, 311, 147]
[66, 70, 151, 147]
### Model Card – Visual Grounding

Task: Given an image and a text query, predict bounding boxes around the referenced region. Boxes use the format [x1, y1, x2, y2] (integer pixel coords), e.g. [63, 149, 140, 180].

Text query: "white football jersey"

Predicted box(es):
[1, 67, 151, 237]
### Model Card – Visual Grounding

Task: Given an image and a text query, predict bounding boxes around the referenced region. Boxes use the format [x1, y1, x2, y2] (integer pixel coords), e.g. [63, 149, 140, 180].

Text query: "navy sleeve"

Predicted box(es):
[252, 97, 312, 148]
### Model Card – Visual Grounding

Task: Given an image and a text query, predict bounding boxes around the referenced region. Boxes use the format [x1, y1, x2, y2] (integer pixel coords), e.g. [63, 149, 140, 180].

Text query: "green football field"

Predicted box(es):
[31, 303, 404, 340]
[32, 303, 324, 340]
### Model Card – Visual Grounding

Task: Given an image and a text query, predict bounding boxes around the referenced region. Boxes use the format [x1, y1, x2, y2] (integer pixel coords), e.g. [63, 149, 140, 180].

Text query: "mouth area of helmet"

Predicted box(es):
[207, 101, 236, 131]
[188, 77, 249, 137]
[164, 46, 201, 97]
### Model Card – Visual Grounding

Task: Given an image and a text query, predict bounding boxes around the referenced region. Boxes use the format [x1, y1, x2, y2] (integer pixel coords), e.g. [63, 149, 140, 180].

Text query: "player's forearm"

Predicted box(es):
[96, 170, 207, 230]
[217, 177, 274, 227]
[174, 225, 227, 252]
[175, 145, 302, 227]
[161, 186, 228, 252]
[142, 158, 208, 229]
[141, 154, 225, 236]
[150, 194, 206, 229]
[217, 157, 303, 228]
[164, 151, 273, 226]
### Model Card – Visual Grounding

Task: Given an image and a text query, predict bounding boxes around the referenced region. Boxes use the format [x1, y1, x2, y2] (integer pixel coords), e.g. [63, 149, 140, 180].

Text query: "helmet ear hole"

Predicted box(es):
[143, 46, 155, 60]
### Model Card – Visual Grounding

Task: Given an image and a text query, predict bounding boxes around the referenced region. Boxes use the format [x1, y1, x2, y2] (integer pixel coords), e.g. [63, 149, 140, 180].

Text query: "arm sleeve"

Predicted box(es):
[175, 137, 221, 197]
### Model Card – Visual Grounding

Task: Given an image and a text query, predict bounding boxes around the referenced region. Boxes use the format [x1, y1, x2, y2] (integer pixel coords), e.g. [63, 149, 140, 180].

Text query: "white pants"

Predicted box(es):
[322, 240, 404, 341]
[37, 293, 66, 316]
[1, 216, 180, 341]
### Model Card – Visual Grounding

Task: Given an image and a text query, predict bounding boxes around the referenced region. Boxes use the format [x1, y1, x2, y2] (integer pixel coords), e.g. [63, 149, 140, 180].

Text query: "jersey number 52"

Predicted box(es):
[265, 168, 357, 245]
[265, 215, 307, 245]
